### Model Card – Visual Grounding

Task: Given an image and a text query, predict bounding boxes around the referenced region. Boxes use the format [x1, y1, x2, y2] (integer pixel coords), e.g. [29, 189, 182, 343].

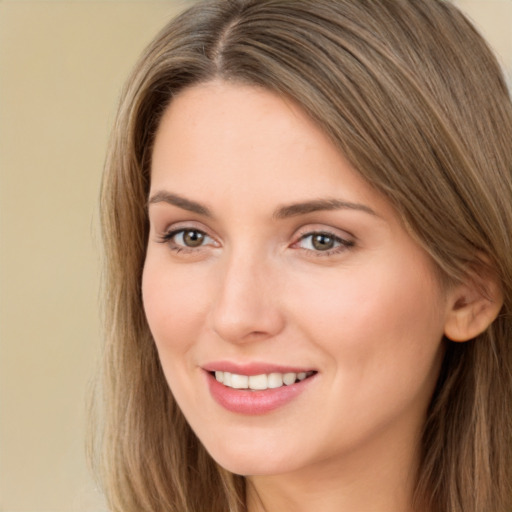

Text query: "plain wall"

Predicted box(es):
[0, 2, 191, 511]
[0, 1, 510, 511]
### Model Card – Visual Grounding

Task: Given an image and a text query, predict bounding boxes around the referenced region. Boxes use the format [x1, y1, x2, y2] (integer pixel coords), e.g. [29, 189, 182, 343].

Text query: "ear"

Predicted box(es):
[444, 264, 503, 342]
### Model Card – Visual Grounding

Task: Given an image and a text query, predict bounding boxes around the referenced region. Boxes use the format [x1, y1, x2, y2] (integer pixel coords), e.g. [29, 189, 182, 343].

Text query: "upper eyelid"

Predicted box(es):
[294, 225, 355, 241]
[298, 231, 344, 240]
[158, 220, 214, 237]
[164, 226, 213, 241]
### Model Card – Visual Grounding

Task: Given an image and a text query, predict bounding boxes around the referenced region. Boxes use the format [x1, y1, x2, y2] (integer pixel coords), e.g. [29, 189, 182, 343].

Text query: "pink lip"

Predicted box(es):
[203, 363, 317, 415]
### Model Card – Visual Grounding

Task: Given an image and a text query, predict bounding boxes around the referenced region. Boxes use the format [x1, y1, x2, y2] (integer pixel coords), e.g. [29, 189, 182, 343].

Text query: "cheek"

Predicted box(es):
[141, 258, 209, 358]
[287, 259, 446, 450]
[141, 258, 216, 413]
[289, 256, 446, 381]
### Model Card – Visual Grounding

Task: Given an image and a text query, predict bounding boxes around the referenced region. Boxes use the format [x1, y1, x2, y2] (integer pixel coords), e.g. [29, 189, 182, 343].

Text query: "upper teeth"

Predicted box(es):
[214, 371, 313, 390]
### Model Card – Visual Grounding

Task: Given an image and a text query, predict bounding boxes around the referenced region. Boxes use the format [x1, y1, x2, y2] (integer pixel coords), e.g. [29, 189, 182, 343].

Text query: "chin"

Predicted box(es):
[216, 457, 293, 477]
[203, 437, 301, 477]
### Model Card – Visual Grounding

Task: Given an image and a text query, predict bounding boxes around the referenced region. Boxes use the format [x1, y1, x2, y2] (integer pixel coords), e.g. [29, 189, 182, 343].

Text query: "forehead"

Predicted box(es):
[153, 81, 324, 172]
[150, 80, 384, 212]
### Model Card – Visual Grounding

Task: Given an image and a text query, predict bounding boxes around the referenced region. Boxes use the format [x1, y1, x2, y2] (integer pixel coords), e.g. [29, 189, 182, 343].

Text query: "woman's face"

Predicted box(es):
[143, 81, 450, 478]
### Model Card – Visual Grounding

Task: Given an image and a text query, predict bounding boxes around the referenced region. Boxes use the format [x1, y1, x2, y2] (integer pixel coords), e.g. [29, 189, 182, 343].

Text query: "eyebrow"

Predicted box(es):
[147, 191, 377, 219]
[273, 198, 377, 219]
[147, 191, 212, 217]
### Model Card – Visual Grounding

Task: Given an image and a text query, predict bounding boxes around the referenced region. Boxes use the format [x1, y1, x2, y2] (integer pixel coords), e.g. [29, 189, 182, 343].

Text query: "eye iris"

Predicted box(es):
[183, 230, 205, 247]
[312, 233, 335, 251]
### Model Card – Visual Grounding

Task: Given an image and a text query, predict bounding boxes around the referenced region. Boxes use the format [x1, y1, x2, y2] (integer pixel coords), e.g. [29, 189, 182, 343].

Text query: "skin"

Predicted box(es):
[143, 81, 455, 512]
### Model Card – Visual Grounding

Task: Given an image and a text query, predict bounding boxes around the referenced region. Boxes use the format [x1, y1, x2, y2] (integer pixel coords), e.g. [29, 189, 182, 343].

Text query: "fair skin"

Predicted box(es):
[143, 81, 467, 512]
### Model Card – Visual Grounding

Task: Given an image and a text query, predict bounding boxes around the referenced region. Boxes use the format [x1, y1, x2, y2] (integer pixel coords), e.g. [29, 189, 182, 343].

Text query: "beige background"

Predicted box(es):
[0, 1, 510, 511]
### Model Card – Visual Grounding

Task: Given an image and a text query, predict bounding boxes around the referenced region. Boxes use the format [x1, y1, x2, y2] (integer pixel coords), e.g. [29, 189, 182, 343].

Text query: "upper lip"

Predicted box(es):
[202, 361, 316, 376]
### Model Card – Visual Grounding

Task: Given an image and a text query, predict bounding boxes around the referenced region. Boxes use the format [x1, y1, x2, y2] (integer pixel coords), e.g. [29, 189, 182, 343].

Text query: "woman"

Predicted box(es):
[94, 1, 512, 511]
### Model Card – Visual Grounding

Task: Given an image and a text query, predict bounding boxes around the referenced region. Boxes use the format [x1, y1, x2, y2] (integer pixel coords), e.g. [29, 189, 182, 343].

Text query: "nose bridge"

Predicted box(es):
[210, 244, 284, 343]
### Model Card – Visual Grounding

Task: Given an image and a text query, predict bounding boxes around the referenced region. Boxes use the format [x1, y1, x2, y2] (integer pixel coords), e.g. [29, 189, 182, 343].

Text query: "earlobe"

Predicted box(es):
[444, 270, 503, 342]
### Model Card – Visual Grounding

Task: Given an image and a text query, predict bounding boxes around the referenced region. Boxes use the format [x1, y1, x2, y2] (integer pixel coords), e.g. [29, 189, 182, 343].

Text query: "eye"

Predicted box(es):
[295, 231, 354, 254]
[159, 228, 217, 251]
[174, 229, 208, 247]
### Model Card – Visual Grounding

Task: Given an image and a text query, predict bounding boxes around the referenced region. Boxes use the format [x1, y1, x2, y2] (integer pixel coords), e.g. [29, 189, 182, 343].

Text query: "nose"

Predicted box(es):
[209, 250, 286, 344]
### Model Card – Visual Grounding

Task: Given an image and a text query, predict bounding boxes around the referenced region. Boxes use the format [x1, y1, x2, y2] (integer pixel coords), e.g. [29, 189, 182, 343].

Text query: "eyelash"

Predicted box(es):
[157, 228, 216, 254]
[294, 231, 355, 256]
[157, 228, 355, 257]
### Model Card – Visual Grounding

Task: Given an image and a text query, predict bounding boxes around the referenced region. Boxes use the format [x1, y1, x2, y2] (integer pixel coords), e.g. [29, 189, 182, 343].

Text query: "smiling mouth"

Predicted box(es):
[210, 370, 316, 391]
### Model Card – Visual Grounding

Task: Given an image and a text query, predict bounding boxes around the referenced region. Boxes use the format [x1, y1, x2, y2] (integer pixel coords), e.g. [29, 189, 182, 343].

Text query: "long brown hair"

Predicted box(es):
[94, 1, 512, 511]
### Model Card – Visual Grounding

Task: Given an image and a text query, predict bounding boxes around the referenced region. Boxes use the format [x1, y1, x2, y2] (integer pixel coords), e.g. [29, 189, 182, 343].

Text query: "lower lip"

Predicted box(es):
[206, 372, 315, 415]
